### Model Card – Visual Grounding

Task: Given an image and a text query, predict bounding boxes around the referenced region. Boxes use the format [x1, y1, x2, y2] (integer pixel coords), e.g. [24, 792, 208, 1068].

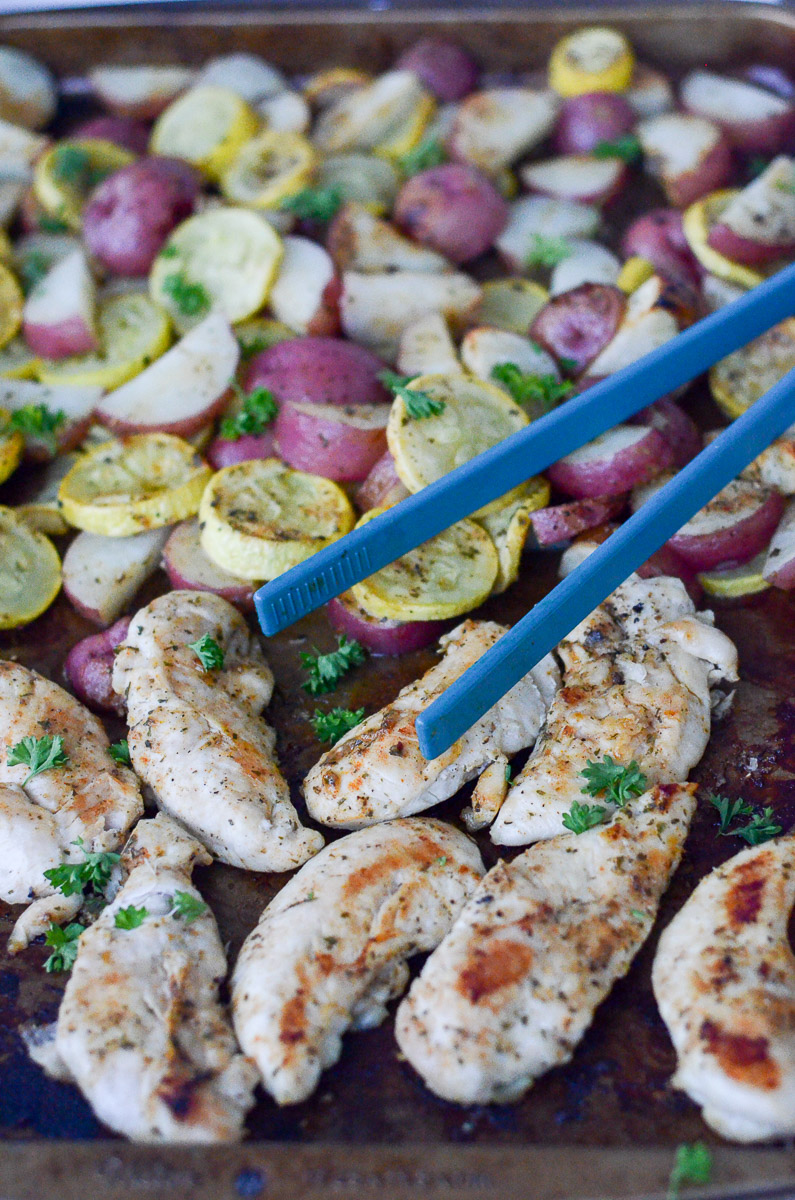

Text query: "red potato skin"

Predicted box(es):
[662, 136, 733, 209]
[306, 274, 342, 337]
[69, 115, 150, 155]
[669, 490, 785, 570]
[547, 427, 674, 499]
[63, 617, 130, 715]
[553, 93, 636, 155]
[82, 157, 203, 276]
[630, 398, 702, 467]
[207, 429, 277, 470]
[395, 37, 479, 102]
[394, 163, 508, 264]
[327, 592, 443, 656]
[23, 316, 98, 361]
[526, 494, 627, 548]
[356, 449, 409, 512]
[275, 400, 389, 482]
[707, 220, 795, 266]
[163, 520, 256, 609]
[637, 544, 703, 603]
[96, 389, 229, 440]
[765, 551, 795, 590]
[621, 209, 702, 289]
[742, 65, 795, 102]
[245, 336, 391, 407]
[530, 283, 626, 376]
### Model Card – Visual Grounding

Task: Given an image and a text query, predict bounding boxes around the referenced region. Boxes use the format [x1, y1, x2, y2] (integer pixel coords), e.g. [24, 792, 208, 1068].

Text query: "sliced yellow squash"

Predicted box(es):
[0, 335, 40, 380]
[149, 208, 283, 334]
[374, 92, 435, 161]
[150, 86, 260, 181]
[36, 292, 172, 391]
[682, 190, 769, 289]
[352, 507, 498, 621]
[477, 478, 552, 594]
[0, 263, 23, 349]
[709, 318, 795, 421]
[475, 278, 549, 335]
[33, 138, 135, 229]
[0, 504, 61, 628]
[548, 27, 634, 96]
[302, 67, 372, 107]
[199, 457, 355, 580]
[220, 129, 316, 209]
[387, 373, 530, 517]
[616, 256, 655, 294]
[0, 408, 23, 484]
[235, 316, 296, 359]
[58, 433, 211, 536]
[699, 551, 770, 598]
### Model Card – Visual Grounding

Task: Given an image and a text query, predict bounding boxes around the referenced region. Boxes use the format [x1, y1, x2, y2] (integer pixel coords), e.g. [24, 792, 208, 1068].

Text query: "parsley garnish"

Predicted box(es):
[735, 807, 782, 846]
[237, 332, 268, 361]
[43, 921, 84, 973]
[593, 133, 642, 163]
[491, 361, 573, 413]
[219, 382, 278, 440]
[630, 908, 649, 922]
[38, 213, 69, 234]
[562, 799, 608, 834]
[171, 890, 207, 924]
[397, 138, 447, 176]
[109, 739, 131, 767]
[162, 272, 210, 317]
[7, 404, 66, 456]
[558, 355, 578, 374]
[158, 243, 180, 259]
[188, 633, 225, 672]
[301, 634, 367, 696]
[776, 176, 795, 195]
[114, 904, 149, 930]
[8, 734, 68, 786]
[51, 145, 110, 191]
[43, 836, 120, 899]
[281, 186, 342, 223]
[707, 792, 754, 835]
[525, 233, 573, 269]
[18, 250, 50, 295]
[311, 707, 365, 744]
[505, 763, 513, 784]
[581, 756, 648, 807]
[668, 1142, 713, 1200]
[748, 155, 770, 181]
[379, 370, 445, 419]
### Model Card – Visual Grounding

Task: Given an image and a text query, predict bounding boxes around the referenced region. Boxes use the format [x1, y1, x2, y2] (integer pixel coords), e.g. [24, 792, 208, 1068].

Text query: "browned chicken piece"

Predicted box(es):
[653, 833, 795, 1142]
[0, 659, 143, 951]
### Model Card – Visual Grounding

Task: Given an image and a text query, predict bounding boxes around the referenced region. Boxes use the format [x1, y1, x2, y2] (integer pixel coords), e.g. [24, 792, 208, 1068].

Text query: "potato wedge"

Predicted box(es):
[36, 292, 171, 391]
[709, 317, 795, 421]
[387, 372, 529, 515]
[150, 207, 283, 333]
[199, 457, 355, 580]
[58, 433, 211, 536]
[314, 153, 400, 215]
[352, 507, 497, 621]
[473, 277, 548, 334]
[682, 190, 770, 288]
[0, 504, 61, 628]
[150, 85, 259, 180]
[313, 70, 431, 154]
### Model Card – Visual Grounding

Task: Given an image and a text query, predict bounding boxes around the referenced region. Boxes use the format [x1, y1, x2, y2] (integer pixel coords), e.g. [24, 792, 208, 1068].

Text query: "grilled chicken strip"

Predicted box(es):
[0, 660, 143, 952]
[25, 812, 257, 1143]
[653, 833, 795, 1142]
[491, 575, 738, 845]
[232, 817, 484, 1104]
[303, 620, 560, 829]
[396, 783, 696, 1104]
[113, 590, 323, 872]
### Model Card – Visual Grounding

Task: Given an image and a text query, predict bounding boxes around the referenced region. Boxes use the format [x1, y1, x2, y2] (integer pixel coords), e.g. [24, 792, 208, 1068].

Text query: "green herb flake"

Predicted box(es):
[18, 250, 51, 295]
[171, 890, 208, 924]
[162, 272, 210, 318]
[43, 835, 120, 899]
[188, 633, 225, 672]
[379, 370, 445, 419]
[397, 137, 447, 177]
[301, 634, 367, 696]
[43, 921, 85, 973]
[707, 792, 754, 835]
[158, 243, 180, 259]
[114, 904, 149, 930]
[311, 707, 365, 745]
[581, 756, 648, 807]
[593, 133, 642, 164]
[8, 734, 68, 787]
[562, 799, 608, 835]
[734, 806, 782, 846]
[504, 763, 513, 784]
[491, 361, 574, 414]
[436, 856, 448, 866]
[37, 213, 69, 234]
[7, 404, 66, 455]
[51, 145, 110, 191]
[280, 186, 343, 223]
[668, 1142, 713, 1200]
[219, 383, 278, 440]
[558, 356, 578, 373]
[237, 333, 268, 361]
[109, 739, 131, 767]
[630, 908, 649, 922]
[525, 233, 573, 270]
